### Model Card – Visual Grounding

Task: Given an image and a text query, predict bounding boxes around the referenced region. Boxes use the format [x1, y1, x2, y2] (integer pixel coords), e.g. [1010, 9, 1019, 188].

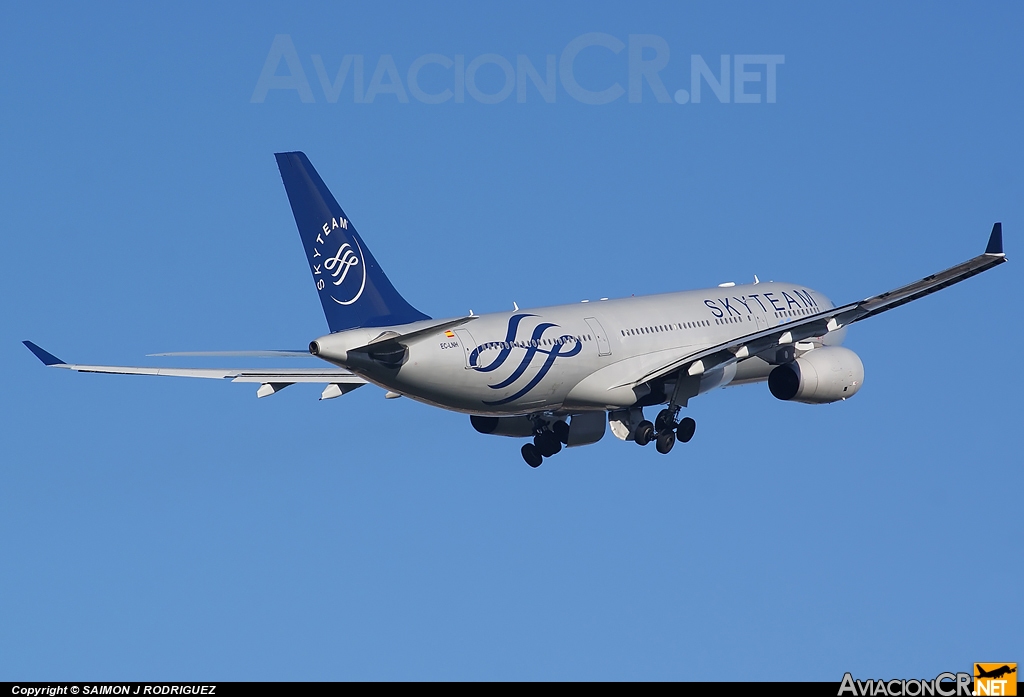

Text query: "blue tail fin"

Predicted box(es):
[275, 152, 430, 332]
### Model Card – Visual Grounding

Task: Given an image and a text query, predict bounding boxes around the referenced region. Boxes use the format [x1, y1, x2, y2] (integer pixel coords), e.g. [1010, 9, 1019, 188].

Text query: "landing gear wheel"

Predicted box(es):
[534, 431, 562, 457]
[676, 417, 696, 443]
[634, 420, 655, 446]
[521, 443, 543, 468]
[655, 409, 675, 432]
[552, 420, 570, 445]
[656, 429, 676, 454]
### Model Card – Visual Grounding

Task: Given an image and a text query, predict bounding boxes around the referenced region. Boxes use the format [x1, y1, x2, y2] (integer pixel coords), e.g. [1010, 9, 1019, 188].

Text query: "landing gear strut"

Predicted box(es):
[654, 409, 675, 432]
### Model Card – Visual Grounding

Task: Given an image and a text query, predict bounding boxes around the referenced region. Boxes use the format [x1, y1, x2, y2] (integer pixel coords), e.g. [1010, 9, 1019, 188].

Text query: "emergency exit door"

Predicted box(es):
[584, 317, 612, 356]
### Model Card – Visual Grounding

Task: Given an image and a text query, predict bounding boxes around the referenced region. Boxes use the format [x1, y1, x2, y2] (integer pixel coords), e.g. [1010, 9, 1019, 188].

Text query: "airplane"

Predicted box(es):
[23, 152, 1008, 467]
[976, 665, 1016, 680]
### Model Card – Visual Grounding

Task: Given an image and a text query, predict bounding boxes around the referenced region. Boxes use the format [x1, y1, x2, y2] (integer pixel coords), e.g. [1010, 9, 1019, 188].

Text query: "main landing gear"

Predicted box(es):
[521, 419, 570, 467]
[635, 408, 696, 455]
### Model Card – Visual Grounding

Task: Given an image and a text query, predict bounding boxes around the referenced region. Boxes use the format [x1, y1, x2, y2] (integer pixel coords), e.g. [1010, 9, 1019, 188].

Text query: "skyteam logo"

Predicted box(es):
[469, 313, 581, 405]
[311, 216, 366, 305]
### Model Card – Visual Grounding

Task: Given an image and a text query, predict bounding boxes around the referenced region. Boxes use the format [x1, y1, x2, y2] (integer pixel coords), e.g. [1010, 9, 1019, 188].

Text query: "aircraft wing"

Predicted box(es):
[623, 223, 1007, 389]
[147, 350, 312, 357]
[22, 341, 366, 398]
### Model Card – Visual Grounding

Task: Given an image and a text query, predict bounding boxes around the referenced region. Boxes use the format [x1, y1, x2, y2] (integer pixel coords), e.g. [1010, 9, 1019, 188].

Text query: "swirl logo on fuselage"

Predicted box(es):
[469, 313, 582, 405]
[310, 216, 366, 305]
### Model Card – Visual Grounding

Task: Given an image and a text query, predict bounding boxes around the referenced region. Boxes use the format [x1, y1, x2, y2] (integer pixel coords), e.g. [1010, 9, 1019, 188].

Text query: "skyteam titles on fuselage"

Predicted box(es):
[703, 288, 818, 318]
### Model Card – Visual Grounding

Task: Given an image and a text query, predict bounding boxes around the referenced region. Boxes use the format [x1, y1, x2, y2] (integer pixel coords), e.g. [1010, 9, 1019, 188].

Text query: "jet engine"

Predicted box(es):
[768, 346, 864, 404]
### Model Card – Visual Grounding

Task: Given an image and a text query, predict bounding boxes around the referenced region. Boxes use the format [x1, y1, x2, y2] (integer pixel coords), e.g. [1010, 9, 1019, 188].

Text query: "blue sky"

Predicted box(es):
[1, 1, 1020, 681]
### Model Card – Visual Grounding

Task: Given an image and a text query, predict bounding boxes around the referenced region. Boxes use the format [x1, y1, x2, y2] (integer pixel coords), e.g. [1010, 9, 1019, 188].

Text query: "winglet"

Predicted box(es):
[985, 222, 1003, 255]
[22, 341, 66, 366]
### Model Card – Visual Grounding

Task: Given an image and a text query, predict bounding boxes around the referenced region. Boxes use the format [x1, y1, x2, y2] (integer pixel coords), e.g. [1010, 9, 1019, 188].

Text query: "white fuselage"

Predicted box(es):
[313, 281, 839, 416]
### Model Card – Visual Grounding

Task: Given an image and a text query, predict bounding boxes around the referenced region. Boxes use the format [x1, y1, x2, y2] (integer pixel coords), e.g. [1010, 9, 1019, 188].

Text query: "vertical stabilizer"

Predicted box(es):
[275, 152, 430, 332]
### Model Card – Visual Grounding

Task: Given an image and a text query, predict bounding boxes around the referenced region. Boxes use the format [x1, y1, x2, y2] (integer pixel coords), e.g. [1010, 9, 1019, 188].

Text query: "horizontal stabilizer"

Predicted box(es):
[22, 342, 367, 386]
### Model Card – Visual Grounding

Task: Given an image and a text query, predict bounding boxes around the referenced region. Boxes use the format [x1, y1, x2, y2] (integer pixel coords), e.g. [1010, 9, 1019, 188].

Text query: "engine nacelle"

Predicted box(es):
[768, 346, 864, 404]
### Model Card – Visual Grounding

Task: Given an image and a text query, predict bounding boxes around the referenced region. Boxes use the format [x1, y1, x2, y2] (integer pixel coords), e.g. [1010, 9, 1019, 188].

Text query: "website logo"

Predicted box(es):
[838, 665, 1018, 697]
[839, 672, 971, 696]
[252, 34, 784, 107]
[975, 664, 1017, 696]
